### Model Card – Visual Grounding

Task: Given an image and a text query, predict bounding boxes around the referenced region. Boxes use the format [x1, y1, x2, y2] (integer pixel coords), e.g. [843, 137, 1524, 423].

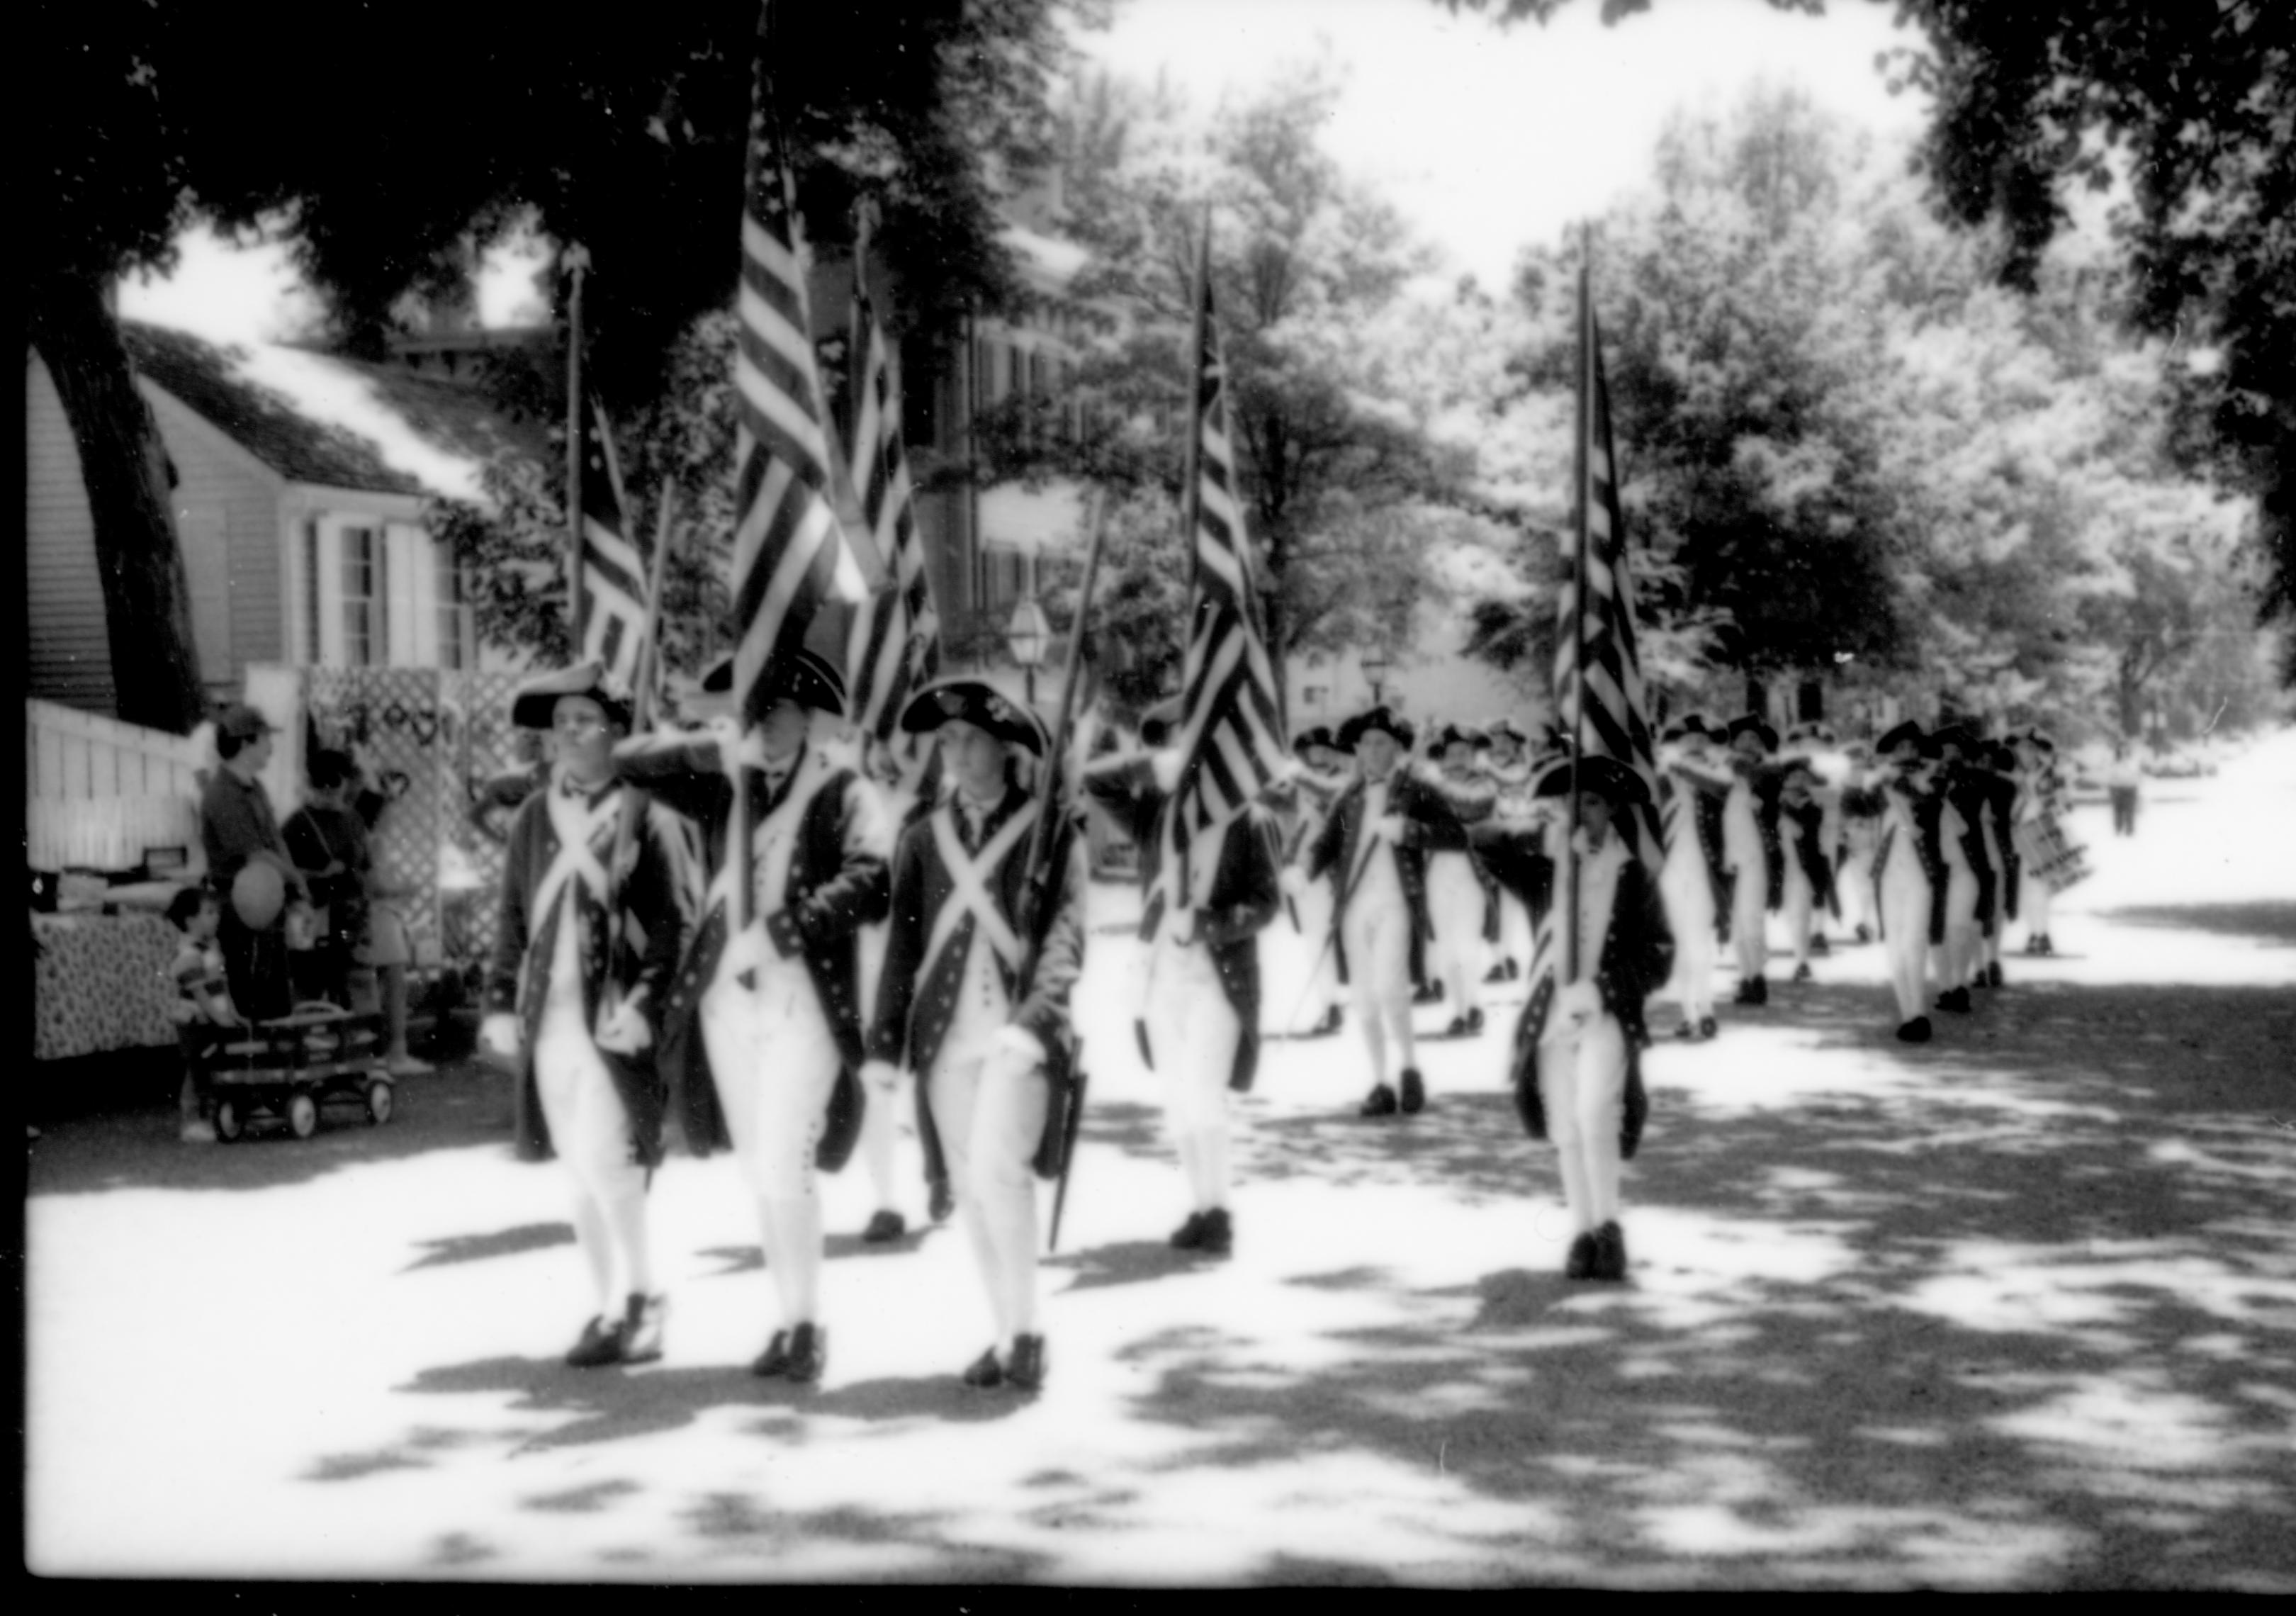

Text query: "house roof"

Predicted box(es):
[120, 321, 551, 500]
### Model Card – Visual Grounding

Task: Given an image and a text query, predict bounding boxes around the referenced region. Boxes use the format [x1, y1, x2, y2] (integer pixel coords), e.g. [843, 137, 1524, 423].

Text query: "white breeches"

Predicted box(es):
[1783, 855, 1815, 965]
[928, 1043, 1048, 1346]
[703, 953, 839, 1329]
[1879, 858, 1931, 1022]
[1937, 862, 1979, 987]
[1730, 858, 1769, 977]
[1839, 847, 1878, 936]
[1660, 859, 1717, 1022]
[2020, 868, 2054, 939]
[1289, 870, 1336, 1019]
[1146, 936, 1240, 1211]
[855, 918, 901, 1206]
[1541, 1009, 1626, 1234]
[1424, 852, 1486, 1016]
[534, 992, 652, 1314]
[1341, 890, 1417, 1084]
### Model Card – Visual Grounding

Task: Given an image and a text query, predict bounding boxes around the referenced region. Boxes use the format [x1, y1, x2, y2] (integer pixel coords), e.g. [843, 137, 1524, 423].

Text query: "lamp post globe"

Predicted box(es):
[1006, 595, 1051, 709]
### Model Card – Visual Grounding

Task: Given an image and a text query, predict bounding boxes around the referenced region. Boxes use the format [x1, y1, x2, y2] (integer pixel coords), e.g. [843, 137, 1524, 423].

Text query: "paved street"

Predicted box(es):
[26, 733, 2296, 1587]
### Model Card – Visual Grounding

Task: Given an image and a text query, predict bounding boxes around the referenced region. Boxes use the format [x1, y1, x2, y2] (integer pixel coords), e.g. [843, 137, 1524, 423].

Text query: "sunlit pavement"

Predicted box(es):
[28, 733, 2296, 1586]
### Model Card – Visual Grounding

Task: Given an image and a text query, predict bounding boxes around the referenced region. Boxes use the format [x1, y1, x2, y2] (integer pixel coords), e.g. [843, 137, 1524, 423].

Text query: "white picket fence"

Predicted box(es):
[25, 698, 208, 873]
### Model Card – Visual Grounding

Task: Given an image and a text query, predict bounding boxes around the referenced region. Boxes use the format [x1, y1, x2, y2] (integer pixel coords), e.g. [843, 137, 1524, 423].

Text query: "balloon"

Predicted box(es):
[230, 861, 286, 931]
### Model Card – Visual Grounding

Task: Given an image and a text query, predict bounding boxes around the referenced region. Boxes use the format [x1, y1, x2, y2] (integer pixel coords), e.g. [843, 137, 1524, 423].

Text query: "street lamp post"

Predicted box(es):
[1006, 595, 1050, 709]
[1361, 645, 1390, 709]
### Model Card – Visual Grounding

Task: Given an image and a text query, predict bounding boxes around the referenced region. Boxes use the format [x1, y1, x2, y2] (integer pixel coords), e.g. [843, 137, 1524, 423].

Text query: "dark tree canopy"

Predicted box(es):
[26, 0, 1085, 728]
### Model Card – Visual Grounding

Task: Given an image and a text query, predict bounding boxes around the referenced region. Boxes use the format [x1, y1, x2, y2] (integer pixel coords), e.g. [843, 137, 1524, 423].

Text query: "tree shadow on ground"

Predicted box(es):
[27, 1057, 522, 1197]
[1086, 977, 2296, 1588]
[2099, 901, 2296, 946]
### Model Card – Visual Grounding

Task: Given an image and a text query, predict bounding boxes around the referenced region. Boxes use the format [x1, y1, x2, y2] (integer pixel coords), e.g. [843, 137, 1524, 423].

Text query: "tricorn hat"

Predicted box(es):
[1660, 714, 1710, 745]
[1726, 714, 1779, 753]
[1293, 724, 1337, 754]
[1875, 720, 1932, 759]
[1435, 722, 1489, 753]
[1529, 754, 1651, 808]
[1485, 717, 1529, 748]
[1336, 705, 1414, 752]
[699, 648, 846, 718]
[510, 661, 634, 731]
[899, 677, 1046, 755]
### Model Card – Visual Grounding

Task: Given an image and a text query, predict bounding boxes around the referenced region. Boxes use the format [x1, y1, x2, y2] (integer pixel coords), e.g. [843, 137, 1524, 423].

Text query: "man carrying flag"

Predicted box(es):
[1495, 254, 1675, 1281]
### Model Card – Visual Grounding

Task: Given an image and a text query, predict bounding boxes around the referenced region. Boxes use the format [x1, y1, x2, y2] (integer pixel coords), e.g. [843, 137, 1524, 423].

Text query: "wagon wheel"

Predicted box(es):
[286, 1092, 320, 1140]
[365, 1079, 395, 1126]
[214, 1099, 244, 1143]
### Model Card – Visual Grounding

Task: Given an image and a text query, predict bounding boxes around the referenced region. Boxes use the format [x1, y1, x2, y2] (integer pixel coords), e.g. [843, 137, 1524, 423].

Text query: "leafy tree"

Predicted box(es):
[27, 0, 1092, 731]
[1439, 0, 2296, 683]
[989, 58, 1475, 699]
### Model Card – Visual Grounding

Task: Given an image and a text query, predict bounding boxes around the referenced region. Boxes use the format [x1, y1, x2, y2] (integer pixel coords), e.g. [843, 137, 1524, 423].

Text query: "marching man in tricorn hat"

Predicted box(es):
[1721, 714, 1784, 1005]
[1872, 719, 1947, 1043]
[480, 662, 701, 1369]
[1478, 755, 1673, 1280]
[1290, 704, 1472, 1118]
[1083, 695, 1283, 1256]
[863, 678, 1087, 1393]
[1655, 714, 1732, 1040]
[1424, 723, 1499, 1038]
[617, 648, 893, 1386]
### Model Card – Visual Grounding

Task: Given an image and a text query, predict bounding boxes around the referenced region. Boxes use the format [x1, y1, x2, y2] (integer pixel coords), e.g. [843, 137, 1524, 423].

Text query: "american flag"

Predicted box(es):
[1519, 254, 1664, 1049]
[843, 273, 939, 770]
[1142, 232, 1286, 941]
[576, 398, 648, 691]
[728, 23, 865, 723]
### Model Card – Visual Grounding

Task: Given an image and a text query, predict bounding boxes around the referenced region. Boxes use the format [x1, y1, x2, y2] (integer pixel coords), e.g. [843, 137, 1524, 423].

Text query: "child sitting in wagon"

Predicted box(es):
[167, 886, 240, 1144]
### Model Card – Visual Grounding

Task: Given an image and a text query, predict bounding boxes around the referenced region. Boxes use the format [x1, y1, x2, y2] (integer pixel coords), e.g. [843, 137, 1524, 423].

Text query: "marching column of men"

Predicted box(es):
[483, 653, 2099, 1357]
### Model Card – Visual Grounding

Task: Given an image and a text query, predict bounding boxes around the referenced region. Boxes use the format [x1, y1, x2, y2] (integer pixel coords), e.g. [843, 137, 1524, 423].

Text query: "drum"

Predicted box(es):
[2013, 814, 2090, 894]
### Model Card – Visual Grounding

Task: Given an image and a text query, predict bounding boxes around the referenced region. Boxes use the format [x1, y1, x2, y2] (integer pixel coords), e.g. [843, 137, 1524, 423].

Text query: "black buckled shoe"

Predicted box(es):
[1465, 1006, 1485, 1035]
[1484, 961, 1512, 984]
[1791, 963, 1813, 983]
[928, 1177, 956, 1223]
[750, 1329, 794, 1379]
[1986, 962, 2004, 988]
[1746, 974, 1769, 1005]
[1414, 980, 1444, 1005]
[1896, 1016, 1933, 1043]
[1564, 1232, 1599, 1280]
[1359, 1083, 1399, 1118]
[1170, 1211, 1208, 1250]
[782, 1321, 826, 1384]
[1936, 987, 1971, 1014]
[961, 1347, 1004, 1389]
[565, 1313, 626, 1369]
[1698, 1016, 1718, 1040]
[1591, 1220, 1628, 1281]
[1811, 933, 1831, 957]
[1006, 1332, 1047, 1393]
[1398, 1068, 1426, 1115]
[1444, 1014, 1470, 1038]
[1196, 1207, 1233, 1257]
[862, 1209, 907, 1243]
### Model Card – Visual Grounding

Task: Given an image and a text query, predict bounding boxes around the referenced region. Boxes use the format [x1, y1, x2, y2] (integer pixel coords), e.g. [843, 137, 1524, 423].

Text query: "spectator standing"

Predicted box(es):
[2106, 744, 2143, 836]
[198, 705, 305, 1024]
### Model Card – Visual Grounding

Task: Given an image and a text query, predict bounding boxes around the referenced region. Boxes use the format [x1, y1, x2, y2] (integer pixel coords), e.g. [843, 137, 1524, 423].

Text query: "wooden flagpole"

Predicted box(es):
[563, 245, 590, 639]
[1564, 232, 1593, 986]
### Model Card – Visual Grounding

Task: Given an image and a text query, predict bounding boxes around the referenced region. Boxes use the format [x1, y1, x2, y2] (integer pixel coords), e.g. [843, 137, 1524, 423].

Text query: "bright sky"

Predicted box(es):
[118, 0, 1931, 344]
[1077, 0, 1930, 288]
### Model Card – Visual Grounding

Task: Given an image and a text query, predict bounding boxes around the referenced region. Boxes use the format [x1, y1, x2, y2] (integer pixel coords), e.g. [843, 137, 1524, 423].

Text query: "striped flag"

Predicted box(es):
[1519, 254, 1665, 1056]
[728, 21, 866, 723]
[843, 273, 940, 770]
[1142, 232, 1287, 941]
[1551, 256, 1664, 865]
[575, 398, 649, 690]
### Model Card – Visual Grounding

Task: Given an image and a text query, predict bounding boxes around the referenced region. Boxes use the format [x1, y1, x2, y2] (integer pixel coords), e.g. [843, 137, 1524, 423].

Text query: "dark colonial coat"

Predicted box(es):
[1084, 756, 1282, 1092]
[624, 739, 890, 1171]
[1302, 767, 1471, 989]
[1782, 797, 1838, 915]
[1874, 784, 1951, 946]
[1475, 828, 1673, 1159]
[485, 776, 697, 1167]
[1945, 771, 2000, 932]
[866, 780, 1088, 1179]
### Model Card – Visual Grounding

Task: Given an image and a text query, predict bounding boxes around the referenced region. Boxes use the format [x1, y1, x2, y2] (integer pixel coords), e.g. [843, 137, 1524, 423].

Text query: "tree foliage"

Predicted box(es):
[26, 0, 1091, 726]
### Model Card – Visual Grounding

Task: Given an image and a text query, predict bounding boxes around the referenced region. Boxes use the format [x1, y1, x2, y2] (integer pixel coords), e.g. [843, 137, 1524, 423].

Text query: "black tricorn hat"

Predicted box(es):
[1875, 720, 1931, 759]
[1726, 714, 1779, 753]
[1930, 721, 1980, 756]
[1529, 754, 1651, 808]
[510, 661, 634, 731]
[1435, 723, 1490, 753]
[899, 677, 1045, 755]
[700, 648, 846, 717]
[1293, 724, 1337, 753]
[1660, 714, 1709, 744]
[1336, 705, 1414, 752]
